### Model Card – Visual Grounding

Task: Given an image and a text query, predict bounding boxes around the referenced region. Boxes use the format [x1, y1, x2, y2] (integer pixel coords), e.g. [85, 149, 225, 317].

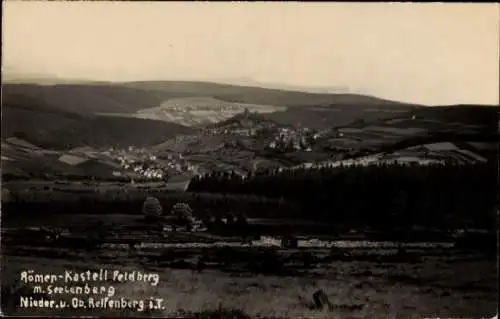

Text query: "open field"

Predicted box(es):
[101, 97, 289, 127]
[2, 254, 496, 318]
[2, 169, 497, 318]
[1, 213, 497, 318]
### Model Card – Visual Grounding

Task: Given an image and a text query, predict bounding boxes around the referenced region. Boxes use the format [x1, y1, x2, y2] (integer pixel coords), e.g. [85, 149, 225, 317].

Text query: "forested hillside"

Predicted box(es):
[188, 162, 497, 230]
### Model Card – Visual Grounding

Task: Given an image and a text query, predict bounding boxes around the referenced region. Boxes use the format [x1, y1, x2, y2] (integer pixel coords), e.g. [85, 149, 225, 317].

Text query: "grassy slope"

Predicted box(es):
[2, 251, 497, 318]
[412, 105, 499, 129]
[1, 106, 195, 150]
[1, 83, 199, 149]
[322, 105, 498, 151]
[2, 84, 174, 114]
[380, 106, 499, 157]
[2, 82, 196, 147]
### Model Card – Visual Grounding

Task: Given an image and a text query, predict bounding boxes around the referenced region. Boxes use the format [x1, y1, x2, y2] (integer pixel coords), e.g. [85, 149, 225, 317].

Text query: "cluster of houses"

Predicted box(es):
[110, 147, 196, 181]
[204, 127, 259, 137]
[267, 127, 317, 152]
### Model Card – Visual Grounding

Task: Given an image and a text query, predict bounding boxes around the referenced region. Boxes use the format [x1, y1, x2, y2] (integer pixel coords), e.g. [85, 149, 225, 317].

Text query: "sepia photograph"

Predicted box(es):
[1, 2, 499, 318]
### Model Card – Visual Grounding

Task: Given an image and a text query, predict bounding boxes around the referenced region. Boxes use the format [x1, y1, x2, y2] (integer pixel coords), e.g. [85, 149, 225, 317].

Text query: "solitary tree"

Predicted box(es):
[171, 202, 194, 230]
[171, 202, 193, 219]
[142, 196, 163, 222]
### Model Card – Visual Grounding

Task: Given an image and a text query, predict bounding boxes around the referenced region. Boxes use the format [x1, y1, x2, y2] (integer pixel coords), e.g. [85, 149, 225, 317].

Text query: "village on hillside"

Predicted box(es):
[1, 105, 493, 187]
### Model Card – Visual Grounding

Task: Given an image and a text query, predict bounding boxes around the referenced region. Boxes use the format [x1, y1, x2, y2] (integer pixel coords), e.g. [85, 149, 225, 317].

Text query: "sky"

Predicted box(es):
[2, 2, 499, 105]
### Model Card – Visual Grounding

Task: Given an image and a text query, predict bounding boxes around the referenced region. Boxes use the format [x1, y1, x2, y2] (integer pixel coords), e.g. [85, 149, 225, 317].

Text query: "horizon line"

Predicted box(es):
[2, 75, 497, 107]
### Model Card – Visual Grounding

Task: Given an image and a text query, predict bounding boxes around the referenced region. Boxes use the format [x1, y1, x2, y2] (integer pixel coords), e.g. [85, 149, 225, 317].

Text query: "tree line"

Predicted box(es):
[3, 191, 298, 219]
[4, 162, 497, 231]
[187, 162, 497, 230]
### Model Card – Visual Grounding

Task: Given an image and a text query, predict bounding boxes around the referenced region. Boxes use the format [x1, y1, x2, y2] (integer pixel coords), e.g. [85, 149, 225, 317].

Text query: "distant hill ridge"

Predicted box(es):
[117, 80, 418, 107]
[2, 80, 497, 151]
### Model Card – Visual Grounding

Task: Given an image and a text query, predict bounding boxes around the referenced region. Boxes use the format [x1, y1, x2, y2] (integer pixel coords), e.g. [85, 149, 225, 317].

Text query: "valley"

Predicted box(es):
[1, 80, 498, 319]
